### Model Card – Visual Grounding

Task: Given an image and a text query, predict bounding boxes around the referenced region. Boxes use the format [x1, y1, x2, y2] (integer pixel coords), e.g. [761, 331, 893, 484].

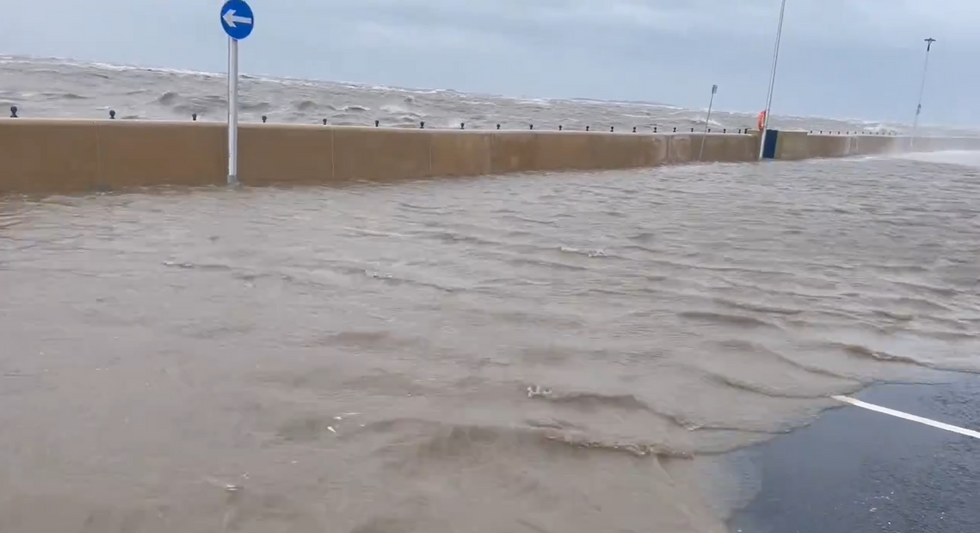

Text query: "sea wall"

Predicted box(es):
[0, 119, 755, 194]
[0, 119, 978, 195]
[772, 130, 980, 159]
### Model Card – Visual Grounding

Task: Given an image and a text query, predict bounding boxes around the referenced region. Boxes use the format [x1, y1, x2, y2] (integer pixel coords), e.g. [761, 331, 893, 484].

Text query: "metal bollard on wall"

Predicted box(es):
[261, 115, 267, 123]
[586, 126, 590, 132]
[192, 113, 198, 121]
[323, 118, 328, 125]
[375, 119, 379, 127]
[420, 121, 425, 129]
[496, 124, 500, 130]
[109, 110, 116, 119]
[9, 106, 17, 118]
[460, 122, 465, 130]
[632, 126, 636, 133]
[654, 126, 658, 133]
[559, 125, 563, 131]
[530, 124, 534, 130]
[673, 127, 676, 132]
[610, 126, 614, 132]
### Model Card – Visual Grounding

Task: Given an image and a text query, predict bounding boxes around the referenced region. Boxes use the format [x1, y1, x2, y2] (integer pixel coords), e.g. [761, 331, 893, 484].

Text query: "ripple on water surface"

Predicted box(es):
[1, 154, 979, 532]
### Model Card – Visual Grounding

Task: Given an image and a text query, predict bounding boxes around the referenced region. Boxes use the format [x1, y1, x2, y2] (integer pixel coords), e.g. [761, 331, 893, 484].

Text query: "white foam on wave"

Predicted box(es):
[861, 123, 900, 134]
[379, 103, 412, 114]
[90, 61, 222, 79]
[569, 98, 680, 110]
[21, 55, 226, 79]
[3, 54, 977, 136]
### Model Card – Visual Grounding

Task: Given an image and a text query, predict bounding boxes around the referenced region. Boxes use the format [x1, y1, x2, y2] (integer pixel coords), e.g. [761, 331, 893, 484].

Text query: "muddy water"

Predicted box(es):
[1, 154, 979, 532]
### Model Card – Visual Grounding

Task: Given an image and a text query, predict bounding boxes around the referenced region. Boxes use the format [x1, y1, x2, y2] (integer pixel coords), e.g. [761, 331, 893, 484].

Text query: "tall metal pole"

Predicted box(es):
[698, 84, 718, 161]
[910, 37, 935, 150]
[757, 0, 788, 160]
[227, 37, 239, 186]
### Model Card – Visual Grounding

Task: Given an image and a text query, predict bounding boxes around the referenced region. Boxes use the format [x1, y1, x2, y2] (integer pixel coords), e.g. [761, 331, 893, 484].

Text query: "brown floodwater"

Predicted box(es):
[1, 153, 979, 532]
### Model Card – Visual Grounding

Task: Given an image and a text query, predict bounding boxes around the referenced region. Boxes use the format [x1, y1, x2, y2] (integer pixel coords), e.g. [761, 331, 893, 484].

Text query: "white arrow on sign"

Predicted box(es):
[223, 9, 253, 28]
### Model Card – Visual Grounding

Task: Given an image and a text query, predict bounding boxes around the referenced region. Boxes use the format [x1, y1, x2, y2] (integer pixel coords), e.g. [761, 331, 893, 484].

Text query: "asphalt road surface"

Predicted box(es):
[729, 375, 980, 533]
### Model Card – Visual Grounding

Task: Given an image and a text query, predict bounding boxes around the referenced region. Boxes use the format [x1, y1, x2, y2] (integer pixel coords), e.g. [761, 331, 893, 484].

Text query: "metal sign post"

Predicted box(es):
[220, 0, 255, 186]
[698, 84, 718, 162]
[911, 37, 936, 150]
[758, 0, 787, 161]
[227, 38, 239, 185]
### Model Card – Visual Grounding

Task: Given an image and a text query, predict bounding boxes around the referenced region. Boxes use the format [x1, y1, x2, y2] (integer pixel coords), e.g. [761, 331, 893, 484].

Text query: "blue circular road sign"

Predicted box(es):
[220, 0, 255, 40]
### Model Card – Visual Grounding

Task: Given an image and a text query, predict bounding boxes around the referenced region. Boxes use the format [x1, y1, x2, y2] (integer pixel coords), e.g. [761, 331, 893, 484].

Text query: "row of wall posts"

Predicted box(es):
[3, 106, 902, 135]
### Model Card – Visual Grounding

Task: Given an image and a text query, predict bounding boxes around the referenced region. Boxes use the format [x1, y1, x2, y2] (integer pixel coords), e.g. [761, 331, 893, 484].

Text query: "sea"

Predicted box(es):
[2, 54, 978, 137]
[1, 56, 980, 533]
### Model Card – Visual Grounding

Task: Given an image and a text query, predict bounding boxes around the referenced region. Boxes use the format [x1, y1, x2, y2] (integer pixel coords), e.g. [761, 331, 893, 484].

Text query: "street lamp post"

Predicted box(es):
[698, 84, 718, 161]
[911, 37, 936, 150]
[757, 0, 788, 160]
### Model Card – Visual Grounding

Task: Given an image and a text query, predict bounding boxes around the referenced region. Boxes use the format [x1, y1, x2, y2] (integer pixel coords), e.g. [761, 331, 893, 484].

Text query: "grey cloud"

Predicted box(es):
[305, 0, 977, 47]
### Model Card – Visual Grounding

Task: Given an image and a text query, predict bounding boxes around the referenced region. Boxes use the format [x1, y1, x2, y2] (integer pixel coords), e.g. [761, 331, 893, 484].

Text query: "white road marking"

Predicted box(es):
[832, 395, 980, 440]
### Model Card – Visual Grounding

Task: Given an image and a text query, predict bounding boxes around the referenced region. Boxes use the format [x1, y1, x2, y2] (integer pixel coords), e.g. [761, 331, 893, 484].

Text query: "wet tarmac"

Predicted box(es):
[729, 376, 980, 533]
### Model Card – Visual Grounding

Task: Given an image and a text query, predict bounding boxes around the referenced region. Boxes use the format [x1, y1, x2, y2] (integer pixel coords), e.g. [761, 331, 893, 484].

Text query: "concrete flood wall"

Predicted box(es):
[0, 118, 978, 195]
[0, 119, 758, 195]
[774, 131, 980, 160]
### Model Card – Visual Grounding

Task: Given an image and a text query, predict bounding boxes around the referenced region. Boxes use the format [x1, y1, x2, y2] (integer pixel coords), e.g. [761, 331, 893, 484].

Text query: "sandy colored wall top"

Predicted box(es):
[0, 118, 978, 196]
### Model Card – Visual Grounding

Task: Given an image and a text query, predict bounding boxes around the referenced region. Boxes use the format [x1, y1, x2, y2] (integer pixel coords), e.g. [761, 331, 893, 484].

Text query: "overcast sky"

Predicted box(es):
[2, 0, 977, 125]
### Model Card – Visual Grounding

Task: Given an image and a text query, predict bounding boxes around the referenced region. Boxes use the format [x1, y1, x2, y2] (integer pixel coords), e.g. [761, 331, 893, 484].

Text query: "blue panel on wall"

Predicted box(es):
[762, 129, 779, 159]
